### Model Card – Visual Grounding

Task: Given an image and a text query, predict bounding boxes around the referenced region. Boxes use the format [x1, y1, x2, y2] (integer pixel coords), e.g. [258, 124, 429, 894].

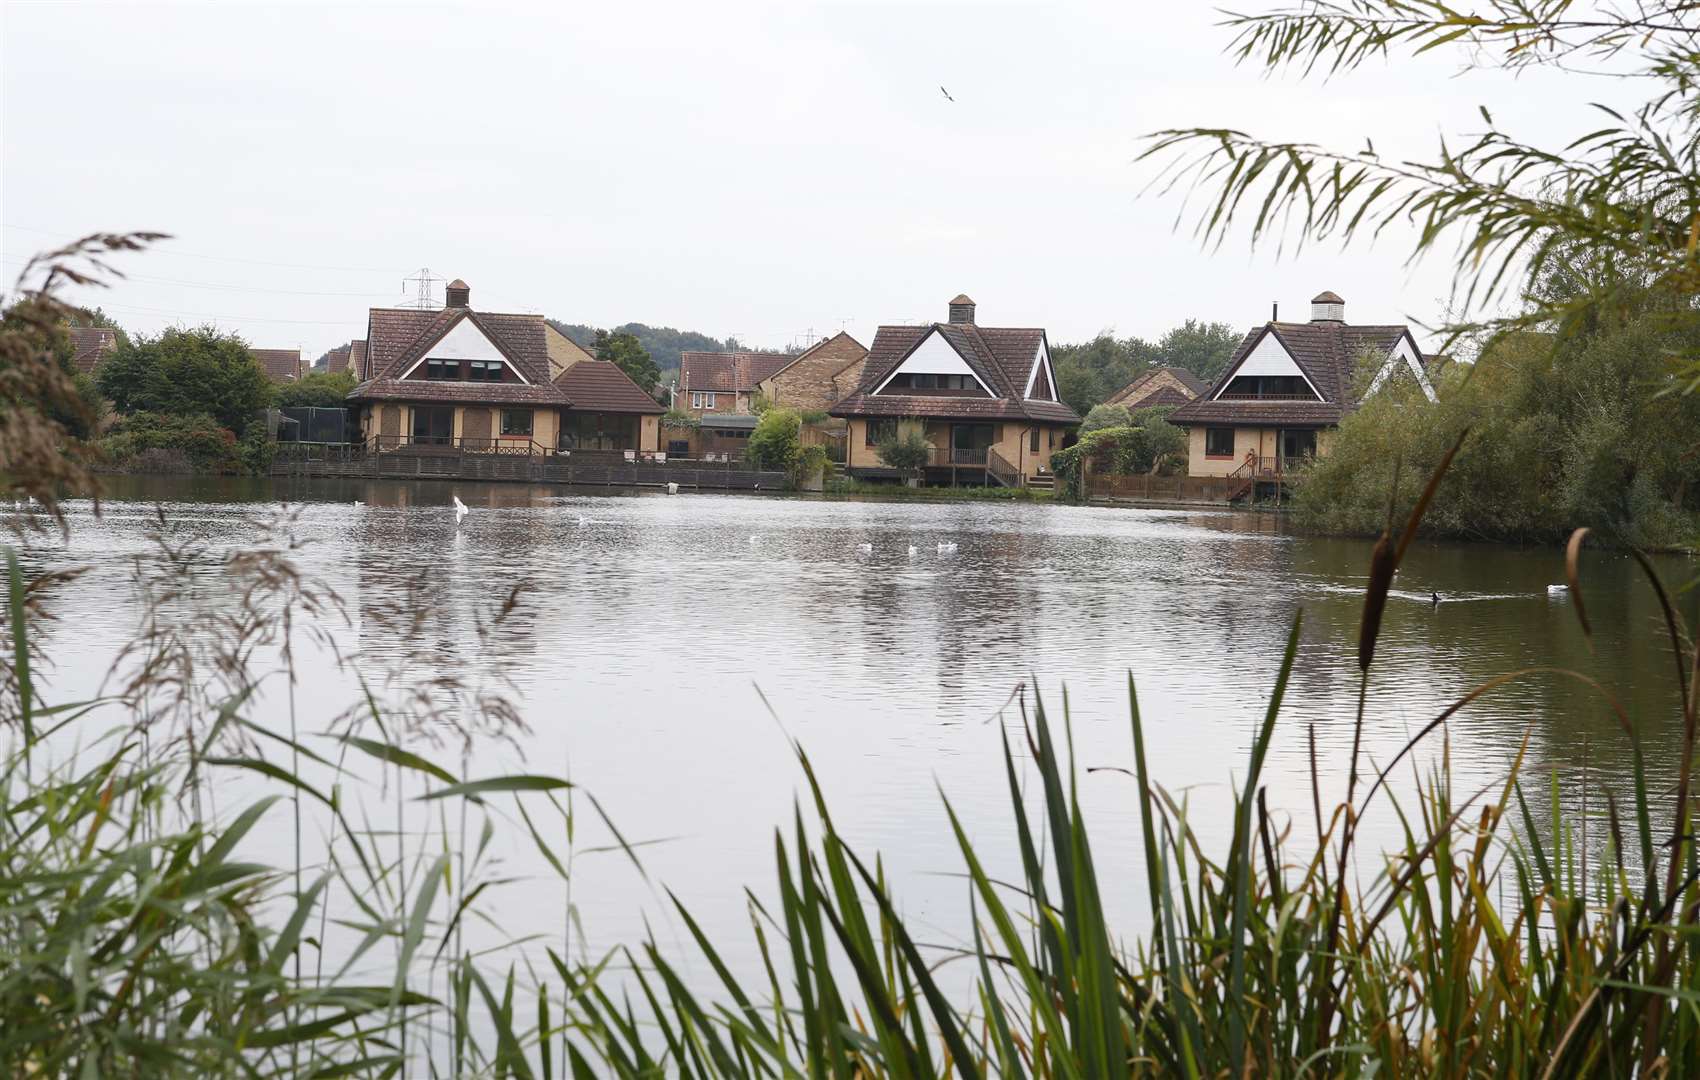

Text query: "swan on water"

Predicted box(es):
[908, 545, 918, 557]
[936, 541, 958, 554]
[856, 542, 873, 554]
[1547, 584, 1569, 595]
[453, 496, 469, 525]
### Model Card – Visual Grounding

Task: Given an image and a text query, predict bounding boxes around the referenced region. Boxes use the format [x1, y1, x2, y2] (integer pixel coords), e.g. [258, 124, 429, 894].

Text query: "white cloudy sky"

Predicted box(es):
[2, 0, 1629, 358]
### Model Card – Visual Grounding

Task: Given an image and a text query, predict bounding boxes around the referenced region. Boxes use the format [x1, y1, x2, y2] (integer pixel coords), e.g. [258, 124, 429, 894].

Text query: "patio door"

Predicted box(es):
[951, 423, 995, 464]
[411, 406, 454, 446]
[1278, 428, 1317, 470]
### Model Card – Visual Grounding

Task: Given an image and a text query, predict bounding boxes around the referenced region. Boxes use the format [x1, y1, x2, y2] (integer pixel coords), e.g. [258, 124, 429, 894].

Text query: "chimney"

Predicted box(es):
[446, 278, 470, 309]
[1310, 290, 1345, 323]
[948, 293, 976, 325]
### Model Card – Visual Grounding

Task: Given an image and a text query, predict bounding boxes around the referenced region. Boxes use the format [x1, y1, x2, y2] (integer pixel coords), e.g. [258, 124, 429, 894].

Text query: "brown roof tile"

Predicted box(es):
[346, 378, 571, 405]
[347, 339, 367, 378]
[360, 306, 557, 386]
[251, 348, 302, 382]
[680, 350, 797, 393]
[831, 321, 1079, 424]
[554, 360, 664, 414]
[68, 326, 117, 373]
[325, 344, 352, 373]
[1169, 321, 1412, 427]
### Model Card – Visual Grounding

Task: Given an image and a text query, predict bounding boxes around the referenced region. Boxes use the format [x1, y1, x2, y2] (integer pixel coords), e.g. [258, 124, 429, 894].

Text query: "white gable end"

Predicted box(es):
[1023, 337, 1057, 400]
[399, 317, 530, 383]
[1213, 330, 1320, 399]
[873, 329, 990, 394]
[1364, 334, 1437, 402]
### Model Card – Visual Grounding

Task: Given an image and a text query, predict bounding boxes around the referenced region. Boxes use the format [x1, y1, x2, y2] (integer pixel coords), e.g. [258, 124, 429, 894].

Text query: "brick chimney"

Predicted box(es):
[446, 278, 470, 309]
[948, 293, 976, 325]
[1310, 290, 1345, 323]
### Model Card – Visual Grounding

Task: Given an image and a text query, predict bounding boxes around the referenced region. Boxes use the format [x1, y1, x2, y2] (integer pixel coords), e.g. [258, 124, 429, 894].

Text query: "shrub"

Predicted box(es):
[875, 430, 933, 474]
[274, 369, 355, 408]
[97, 325, 274, 435]
[660, 409, 700, 430]
[747, 407, 802, 471]
[100, 411, 241, 473]
[1080, 402, 1131, 433]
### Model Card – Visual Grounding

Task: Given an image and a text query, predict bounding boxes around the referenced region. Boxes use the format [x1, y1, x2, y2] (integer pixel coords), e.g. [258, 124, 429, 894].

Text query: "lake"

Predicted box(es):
[10, 474, 1696, 992]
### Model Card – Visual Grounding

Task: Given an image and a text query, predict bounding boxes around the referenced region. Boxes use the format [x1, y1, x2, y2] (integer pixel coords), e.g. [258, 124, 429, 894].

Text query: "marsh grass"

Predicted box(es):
[1, 449, 1697, 1075]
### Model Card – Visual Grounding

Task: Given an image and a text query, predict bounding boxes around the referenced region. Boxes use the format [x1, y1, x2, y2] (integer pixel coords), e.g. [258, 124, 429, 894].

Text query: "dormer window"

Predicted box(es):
[888, 373, 975, 391]
[425, 359, 458, 381]
[469, 360, 504, 382]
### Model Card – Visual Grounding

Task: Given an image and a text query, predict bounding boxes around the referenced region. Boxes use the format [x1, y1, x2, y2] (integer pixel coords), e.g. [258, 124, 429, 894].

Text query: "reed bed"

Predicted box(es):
[2, 452, 1698, 1076]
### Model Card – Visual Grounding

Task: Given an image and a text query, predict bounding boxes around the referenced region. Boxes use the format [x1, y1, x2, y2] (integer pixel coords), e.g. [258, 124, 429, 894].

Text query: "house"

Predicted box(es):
[68, 326, 117, 373]
[346, 279, 571, 449]
[676, 350, 795, 416]
[553, 357, 664, 452]
[1167, 291, 1435, 478]
[1105, 366, 1207, 411]
[829, 294, 1080, 487]
[345, 340, 368, 378]
[754, 331, 868, 412]
[544, 324, 596, 380]
[252, 348, 303, 383]
[325, 341, 363, 375]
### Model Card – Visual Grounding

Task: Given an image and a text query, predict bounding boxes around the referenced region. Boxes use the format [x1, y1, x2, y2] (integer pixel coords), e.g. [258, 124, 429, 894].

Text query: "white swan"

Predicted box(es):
[936, 541, 958, 554]
[856, 542, 873, 554]
[908, 545, 918, 557]
[1547, 583, 1569, 595]
[453, 496, 469, 526]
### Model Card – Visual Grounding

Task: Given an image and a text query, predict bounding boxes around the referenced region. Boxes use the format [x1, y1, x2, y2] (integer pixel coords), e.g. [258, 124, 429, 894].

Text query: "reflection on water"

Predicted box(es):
[12, 474, 1697, 985]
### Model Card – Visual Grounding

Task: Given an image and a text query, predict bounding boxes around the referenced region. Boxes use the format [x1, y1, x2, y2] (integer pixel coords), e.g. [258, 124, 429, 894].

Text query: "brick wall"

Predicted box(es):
[760, 333, 868, 412]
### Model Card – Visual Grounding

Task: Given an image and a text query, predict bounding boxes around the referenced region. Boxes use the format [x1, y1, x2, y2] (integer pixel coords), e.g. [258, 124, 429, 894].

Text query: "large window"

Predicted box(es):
[889, 373, 975, 391]
[470, 360, 504, 382]
[500, 409, 533, 437]
[866, 418, 898, 446]
[560, 411, 639, 450]
[1205, 428, 1235, 457]
[425, 359, 458, 380]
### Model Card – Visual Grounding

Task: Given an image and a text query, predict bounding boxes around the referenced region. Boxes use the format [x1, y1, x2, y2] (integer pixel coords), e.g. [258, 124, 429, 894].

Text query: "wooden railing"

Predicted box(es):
[368, 434, 553, 456]
[986, 448, 1020, 488]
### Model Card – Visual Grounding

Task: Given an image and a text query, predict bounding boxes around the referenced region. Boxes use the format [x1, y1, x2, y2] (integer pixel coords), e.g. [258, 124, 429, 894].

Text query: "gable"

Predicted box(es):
[399, 316, 530, 384]
[1364, 332, 1438, 402]
[871, 329, 992, 394]
[1022, 336, 1059, 401]
[1212, 329, 1320, 399]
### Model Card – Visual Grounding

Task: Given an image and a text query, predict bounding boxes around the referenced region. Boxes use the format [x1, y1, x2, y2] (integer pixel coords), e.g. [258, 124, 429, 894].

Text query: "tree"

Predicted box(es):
[97, 326, 274, 435]
[1051, 334, 1155, 415]
[1143, 1, 1700, 382]
[593, 329, 661, 398]
[748, 408, 802, 470]
[1153, 319, 1240, 383]
[275, 370, 355, 409]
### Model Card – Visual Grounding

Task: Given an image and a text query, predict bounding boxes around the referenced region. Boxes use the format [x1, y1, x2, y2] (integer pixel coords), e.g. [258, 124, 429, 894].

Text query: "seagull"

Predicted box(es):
[908, 545, 918, 558]
[353, 499, 362, 508]
[937, 541, 958, 554]
[453, 495, 469, 526]
[857, 542, 873, 554]
[940, 85, 955, 102]
[749, 535, 761, 546]
[1547, 584, 1569, 595]
[576, 515, 588, 527]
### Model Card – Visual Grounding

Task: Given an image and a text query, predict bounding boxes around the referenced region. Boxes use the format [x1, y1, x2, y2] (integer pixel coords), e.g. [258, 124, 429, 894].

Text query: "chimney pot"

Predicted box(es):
[446, 278, 470, 309]
[948, 293, 976, 325]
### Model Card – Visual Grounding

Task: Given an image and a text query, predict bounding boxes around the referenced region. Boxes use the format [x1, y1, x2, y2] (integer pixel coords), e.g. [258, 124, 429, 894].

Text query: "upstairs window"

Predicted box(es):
[702, 392, 717, 409]
[889, 372, 975, 391]
[469, 360, 505, 382]
[425, 359, 459, 380]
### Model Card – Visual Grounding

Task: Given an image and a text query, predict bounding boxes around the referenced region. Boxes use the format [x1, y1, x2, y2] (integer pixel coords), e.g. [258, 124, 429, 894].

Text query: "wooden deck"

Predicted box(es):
[271, 445, 787, 492]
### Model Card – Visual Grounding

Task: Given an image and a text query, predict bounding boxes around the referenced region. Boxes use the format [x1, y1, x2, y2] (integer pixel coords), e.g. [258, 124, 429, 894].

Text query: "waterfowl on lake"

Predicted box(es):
[857, 542, 873, 554]
[1547, 584, 1569, 595]
[453, 495, 469, 525]
[1431, 591, 1441, 607]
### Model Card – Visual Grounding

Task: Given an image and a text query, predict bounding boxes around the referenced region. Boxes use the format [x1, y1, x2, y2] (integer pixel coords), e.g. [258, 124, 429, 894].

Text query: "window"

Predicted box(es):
[1030, 427, 1040, 453]
[866, 418, 898, 446]
[425, 359, 458, 380]
[891, 372, 975, 391]
[470, 360, 504, 382]
[690, 392, 702, 409]
[1048, 429, 1055, 449]
[501, 409, 533, 437]
[1205, 428, 1235, 457]
[703, 392, 717, 409]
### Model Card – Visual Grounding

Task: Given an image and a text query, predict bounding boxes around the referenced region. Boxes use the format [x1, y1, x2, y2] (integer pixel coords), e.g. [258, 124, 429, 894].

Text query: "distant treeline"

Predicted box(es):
[548, 321, 790, 388]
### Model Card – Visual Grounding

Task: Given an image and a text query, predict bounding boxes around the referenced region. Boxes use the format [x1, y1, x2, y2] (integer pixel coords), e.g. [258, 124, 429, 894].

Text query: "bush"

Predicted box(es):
[875, 430, 933, 474]
[97, 325, 273, 436]
[748, 407, 802, 471]
[660, 409, 700, 430]
[274, 369, 355, 408]
[1049, 414, 1188, 500]
[1080, 402, 1131, 433]
[100, 411, 242, 474]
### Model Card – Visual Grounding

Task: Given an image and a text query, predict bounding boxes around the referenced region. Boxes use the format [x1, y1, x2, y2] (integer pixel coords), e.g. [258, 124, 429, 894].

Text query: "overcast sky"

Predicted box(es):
[3, 0, 1626, 359]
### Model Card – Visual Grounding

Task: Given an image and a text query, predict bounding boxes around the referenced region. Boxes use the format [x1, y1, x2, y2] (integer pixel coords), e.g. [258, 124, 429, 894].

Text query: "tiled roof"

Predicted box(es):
[346, 378, 571, 405]
[1109, 366, 1207, 408]
[68, 326, 117, 373]
[830, 322, 1080, 424]
[554, 360, 664, 414]
[1169, 321, 1410, 427]
[345, 305, 569, 404]
[347, 339, 367, 378]
[1134, 385, 1195, 408]
[761, 331, 867, 383]
[680, 350, 796, 393]
[324, 344, 352, 373]
[252, 348, 302, 382]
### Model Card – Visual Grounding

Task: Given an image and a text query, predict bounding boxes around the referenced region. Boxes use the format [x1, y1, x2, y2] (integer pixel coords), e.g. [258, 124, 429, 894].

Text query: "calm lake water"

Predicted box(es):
[11, 474, 1697, 991]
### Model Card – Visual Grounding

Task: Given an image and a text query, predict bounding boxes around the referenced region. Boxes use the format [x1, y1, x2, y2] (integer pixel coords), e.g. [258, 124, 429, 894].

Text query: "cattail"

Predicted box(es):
[1358, 529, 1395, 672]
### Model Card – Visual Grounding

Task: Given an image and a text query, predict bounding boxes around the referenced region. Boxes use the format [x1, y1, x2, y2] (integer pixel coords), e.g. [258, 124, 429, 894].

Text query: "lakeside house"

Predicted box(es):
[252, 348, 303, 383]
[1167, 291, 1435, 479]
[1105, 366, 1207, 411]
[68, 326, 117, 373]
[830, 294, 1079, 487]
[754, 331, 868, 411]
[676, 350, 794, 416]
[346, 279, 572, 449]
